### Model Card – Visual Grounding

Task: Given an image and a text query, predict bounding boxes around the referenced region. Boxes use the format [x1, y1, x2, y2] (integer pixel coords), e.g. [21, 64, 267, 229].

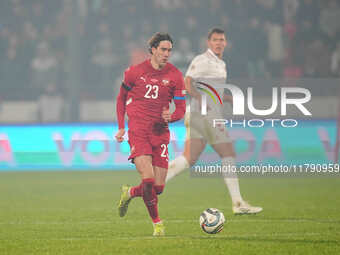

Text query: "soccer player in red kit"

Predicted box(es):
[115, 33, 186, 236]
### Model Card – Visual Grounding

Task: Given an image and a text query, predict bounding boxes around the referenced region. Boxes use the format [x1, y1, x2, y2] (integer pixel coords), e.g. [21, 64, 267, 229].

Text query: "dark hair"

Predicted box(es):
[148, 32, 173, 54]
[207, 28, 225, 39]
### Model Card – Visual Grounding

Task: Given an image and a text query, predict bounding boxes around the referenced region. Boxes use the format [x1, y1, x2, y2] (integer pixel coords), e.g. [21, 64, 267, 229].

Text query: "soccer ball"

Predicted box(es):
[199, 208, 226, 234]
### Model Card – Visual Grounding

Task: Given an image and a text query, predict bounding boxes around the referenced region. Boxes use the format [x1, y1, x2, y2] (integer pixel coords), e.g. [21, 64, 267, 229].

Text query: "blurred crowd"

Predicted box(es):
[1, 0, 340, 104]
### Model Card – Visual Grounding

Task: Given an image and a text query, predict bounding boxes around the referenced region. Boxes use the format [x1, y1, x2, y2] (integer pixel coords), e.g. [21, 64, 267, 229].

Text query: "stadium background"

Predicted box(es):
[1, 1, 340, 254]
[0, 0, 339, 170]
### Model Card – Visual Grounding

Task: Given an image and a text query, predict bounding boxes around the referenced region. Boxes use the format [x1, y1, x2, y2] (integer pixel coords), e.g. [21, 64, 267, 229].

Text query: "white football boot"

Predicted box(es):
[233, 201, 263, 215]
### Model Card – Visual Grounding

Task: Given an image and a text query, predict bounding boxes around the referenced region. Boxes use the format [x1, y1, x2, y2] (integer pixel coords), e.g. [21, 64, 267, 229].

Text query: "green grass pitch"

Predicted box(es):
[0, 171, 339, 254]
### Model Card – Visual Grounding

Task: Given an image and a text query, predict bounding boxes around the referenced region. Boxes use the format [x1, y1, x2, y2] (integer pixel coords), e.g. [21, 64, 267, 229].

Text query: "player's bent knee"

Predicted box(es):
[154, 185, 165, 195]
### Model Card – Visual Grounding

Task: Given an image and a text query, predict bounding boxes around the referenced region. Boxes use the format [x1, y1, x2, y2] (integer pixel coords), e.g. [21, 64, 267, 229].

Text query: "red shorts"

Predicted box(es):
[128, 122, 170, 169]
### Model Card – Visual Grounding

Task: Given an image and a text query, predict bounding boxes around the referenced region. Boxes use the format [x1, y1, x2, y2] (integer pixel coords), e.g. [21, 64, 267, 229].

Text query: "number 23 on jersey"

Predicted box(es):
[144, 84, 159, 99]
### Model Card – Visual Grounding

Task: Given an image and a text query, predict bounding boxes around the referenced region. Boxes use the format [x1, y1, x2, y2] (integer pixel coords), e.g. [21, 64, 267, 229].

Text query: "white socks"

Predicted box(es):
[222, 157, 243, 205]
[166, 155, 190, 182]
[166, 155, 244, 205]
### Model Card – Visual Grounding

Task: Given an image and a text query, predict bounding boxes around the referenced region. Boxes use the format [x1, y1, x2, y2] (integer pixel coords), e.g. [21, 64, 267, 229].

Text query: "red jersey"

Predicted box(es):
[116, 59, 186, 129]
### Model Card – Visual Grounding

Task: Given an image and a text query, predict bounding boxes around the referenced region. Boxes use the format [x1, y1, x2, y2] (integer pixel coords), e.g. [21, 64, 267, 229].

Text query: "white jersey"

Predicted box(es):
[185, 49, 227, 115]
[184, 49, 231, 144]
[186, 48, 227, 79]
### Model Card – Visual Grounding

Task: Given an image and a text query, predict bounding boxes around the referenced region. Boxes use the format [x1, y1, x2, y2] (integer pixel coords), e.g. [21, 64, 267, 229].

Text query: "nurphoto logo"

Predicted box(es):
[197, 81, 312, 128]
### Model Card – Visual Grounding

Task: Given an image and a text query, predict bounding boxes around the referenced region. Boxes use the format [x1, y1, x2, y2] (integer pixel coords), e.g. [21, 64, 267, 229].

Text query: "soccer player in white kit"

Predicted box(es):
[166, 28, 262, 214]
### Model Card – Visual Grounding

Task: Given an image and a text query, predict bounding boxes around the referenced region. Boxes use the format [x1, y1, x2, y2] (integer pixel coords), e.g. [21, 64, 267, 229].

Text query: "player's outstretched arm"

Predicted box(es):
[184, 76, 202, 103]
[115, 128, 125, 143]
[169, 98, 186, 123]
[115, 84, 128, 142]
[168, 73, 186, 123]
[185, 76, 211, 111]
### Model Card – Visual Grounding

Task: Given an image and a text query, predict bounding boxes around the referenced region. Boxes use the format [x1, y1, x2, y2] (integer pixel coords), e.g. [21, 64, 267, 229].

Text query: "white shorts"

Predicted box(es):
[184, 111, 232, 145]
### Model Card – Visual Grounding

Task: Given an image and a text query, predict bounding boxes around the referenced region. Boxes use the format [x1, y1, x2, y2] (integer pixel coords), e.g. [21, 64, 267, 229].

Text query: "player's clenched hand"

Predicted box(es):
[162, 107, 171, 122]
[115, 128, 125, 143]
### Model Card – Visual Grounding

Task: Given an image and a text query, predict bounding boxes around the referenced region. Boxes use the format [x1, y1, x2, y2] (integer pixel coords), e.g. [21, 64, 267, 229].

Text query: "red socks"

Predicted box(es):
[129, 184, 142, 198]
[130, 184, 165, 197]
[142, 178, 160, 223]
[129, 180, 165, 224]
